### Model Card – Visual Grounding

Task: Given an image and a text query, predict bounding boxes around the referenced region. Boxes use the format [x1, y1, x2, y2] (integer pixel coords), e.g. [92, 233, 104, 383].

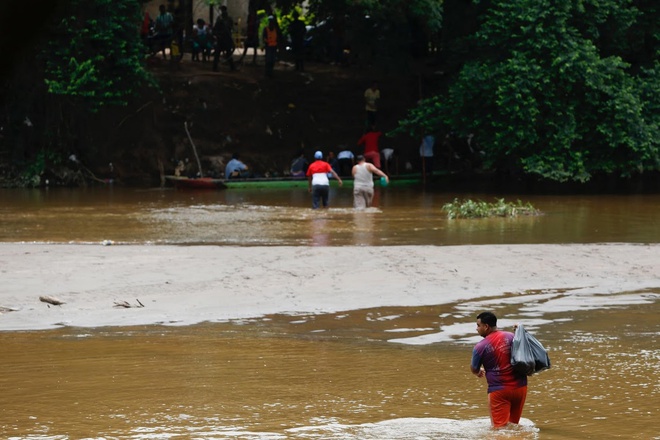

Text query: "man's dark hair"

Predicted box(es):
[477, 312, 497, 327]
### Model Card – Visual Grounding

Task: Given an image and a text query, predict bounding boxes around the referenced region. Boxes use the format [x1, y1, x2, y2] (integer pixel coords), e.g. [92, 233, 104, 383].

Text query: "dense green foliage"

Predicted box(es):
[3, 0, 659, 186]
[43, 0, 154, 108]
[277, 0, 442, 67]
[1, 0, 154, 185]
[395, 0, 660, 182]
[18, 149, 62, 188]
[442, 198, 540, 219]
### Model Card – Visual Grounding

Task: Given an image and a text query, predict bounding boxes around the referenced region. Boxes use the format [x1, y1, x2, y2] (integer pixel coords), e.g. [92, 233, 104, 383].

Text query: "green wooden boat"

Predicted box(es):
[167, 175, 423, 190]
[223, 175, 422, 189]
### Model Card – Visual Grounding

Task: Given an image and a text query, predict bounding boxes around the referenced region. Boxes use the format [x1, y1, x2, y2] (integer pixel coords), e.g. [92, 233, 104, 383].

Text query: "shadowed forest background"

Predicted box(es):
[0, 0, 658, 191]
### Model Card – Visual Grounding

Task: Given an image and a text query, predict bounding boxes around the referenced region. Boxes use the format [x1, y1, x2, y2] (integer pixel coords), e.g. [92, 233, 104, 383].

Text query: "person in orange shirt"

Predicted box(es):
[357, 124, 382, 168]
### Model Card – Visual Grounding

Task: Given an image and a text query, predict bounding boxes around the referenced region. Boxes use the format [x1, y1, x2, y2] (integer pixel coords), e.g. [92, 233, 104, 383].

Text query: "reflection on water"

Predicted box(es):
[1, 186, 659, 439]
[352, 209, 378, 245]
[1, 298, 657, 439]
[1, 187, 659, 245]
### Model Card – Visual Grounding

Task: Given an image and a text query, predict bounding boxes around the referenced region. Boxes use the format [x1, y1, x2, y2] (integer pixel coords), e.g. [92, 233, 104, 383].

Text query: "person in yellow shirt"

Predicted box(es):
[364, 81, 380, 126]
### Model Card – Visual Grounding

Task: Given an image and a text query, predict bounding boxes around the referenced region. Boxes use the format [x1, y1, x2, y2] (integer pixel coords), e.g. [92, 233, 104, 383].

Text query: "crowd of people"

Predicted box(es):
[170, 76, 410, 209]
[143, 5, 436, 178]
[147, 5, 445, 208]
[284, 81, 389, 209]
[143, 3, 305, 78]
[141, 4, 183, 60]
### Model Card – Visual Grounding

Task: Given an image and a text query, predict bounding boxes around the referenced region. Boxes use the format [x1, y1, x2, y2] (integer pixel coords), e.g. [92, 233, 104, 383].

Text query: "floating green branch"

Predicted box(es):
[442, 198, 541, 219]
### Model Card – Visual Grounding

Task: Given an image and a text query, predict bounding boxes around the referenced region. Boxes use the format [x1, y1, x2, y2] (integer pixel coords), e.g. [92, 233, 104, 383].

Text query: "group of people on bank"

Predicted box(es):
[146, 5, 436, 175]
[151, 4, 437, 208]
[145, 3, 307, 78]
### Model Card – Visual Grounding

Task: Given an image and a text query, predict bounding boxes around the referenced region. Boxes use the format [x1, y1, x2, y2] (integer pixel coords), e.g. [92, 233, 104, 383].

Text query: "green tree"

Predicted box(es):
[396, 0, 660, 182]
[1, 0, 154, 180]
[43, 0, 153, 108]
[276, 0, 442, 69]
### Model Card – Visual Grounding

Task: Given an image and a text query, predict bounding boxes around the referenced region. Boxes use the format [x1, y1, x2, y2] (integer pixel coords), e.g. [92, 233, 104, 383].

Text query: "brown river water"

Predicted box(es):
[1, 186, 659, 439]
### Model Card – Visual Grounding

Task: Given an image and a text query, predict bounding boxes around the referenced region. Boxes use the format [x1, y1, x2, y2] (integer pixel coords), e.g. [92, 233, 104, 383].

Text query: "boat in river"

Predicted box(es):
[166, 174, 423, 190]
[223, 176, 309, 189]
[225, 175, 424, 189]
[165, 176, 227, 189]
[165, 175, 307, 190]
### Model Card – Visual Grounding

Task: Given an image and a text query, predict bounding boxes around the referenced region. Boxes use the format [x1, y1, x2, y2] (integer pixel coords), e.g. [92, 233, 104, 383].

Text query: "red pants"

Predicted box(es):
[488, 386, 527, 428]
[364, 151, 381, 168]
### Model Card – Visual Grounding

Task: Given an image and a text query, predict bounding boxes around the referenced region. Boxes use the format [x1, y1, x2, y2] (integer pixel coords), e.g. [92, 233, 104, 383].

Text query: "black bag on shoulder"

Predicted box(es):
[510, 324, 551, 376]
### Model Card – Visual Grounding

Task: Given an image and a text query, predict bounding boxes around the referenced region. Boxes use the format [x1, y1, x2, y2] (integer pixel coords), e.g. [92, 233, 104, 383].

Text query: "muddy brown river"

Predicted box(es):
[1, 186, 658, 439]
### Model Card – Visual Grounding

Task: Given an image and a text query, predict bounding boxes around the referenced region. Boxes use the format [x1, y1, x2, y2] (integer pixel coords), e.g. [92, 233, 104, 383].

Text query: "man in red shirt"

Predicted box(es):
[470, 312, 528, 429]
[357, 125, 382, 168]
[306, 150, 343, 209]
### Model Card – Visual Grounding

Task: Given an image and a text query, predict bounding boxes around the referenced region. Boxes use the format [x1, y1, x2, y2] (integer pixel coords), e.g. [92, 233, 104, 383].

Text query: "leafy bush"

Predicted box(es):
[43, 0, 155, 110]
[394, 0, 660, 182]
[19, 149, 63, 187]
[442, 198, 540, 219]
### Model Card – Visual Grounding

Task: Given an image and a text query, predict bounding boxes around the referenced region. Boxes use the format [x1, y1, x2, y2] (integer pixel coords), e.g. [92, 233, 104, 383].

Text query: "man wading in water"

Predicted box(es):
[470, 311, 528, 429]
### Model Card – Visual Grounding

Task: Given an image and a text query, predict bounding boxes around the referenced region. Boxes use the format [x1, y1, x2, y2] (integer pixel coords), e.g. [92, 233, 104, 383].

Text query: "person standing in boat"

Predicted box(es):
[352, 155, 388, 209]
[225, 153, 249, 179]
[306, 150, 342, 209]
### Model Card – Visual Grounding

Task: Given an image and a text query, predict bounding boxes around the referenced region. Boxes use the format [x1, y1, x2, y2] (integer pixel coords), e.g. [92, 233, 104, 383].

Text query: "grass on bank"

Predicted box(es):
[442, 198, 541, 219]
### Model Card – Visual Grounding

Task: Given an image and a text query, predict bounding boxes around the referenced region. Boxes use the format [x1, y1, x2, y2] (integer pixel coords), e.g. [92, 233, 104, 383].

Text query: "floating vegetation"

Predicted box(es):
[442, 198, 541, 219]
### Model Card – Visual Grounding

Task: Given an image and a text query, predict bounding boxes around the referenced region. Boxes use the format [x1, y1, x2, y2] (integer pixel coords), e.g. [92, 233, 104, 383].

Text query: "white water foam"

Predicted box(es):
[287, 417, 538, 439]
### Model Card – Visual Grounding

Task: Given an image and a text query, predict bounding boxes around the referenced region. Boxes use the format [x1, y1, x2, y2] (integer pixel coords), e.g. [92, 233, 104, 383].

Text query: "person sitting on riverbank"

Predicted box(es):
[326, 151, 339, 176]
[225, 153, 249, 179]
[290, 151, 308, 177]
[337, 149, 355, 176]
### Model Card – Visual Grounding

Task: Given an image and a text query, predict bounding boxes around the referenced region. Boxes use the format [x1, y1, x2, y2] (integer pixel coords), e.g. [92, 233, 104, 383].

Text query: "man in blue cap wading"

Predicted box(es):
[306, 150, 343, 209]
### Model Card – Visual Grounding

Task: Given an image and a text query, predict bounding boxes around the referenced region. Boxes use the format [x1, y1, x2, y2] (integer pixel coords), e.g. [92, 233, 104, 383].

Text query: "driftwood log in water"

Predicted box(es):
[39, 296, 65, 306]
